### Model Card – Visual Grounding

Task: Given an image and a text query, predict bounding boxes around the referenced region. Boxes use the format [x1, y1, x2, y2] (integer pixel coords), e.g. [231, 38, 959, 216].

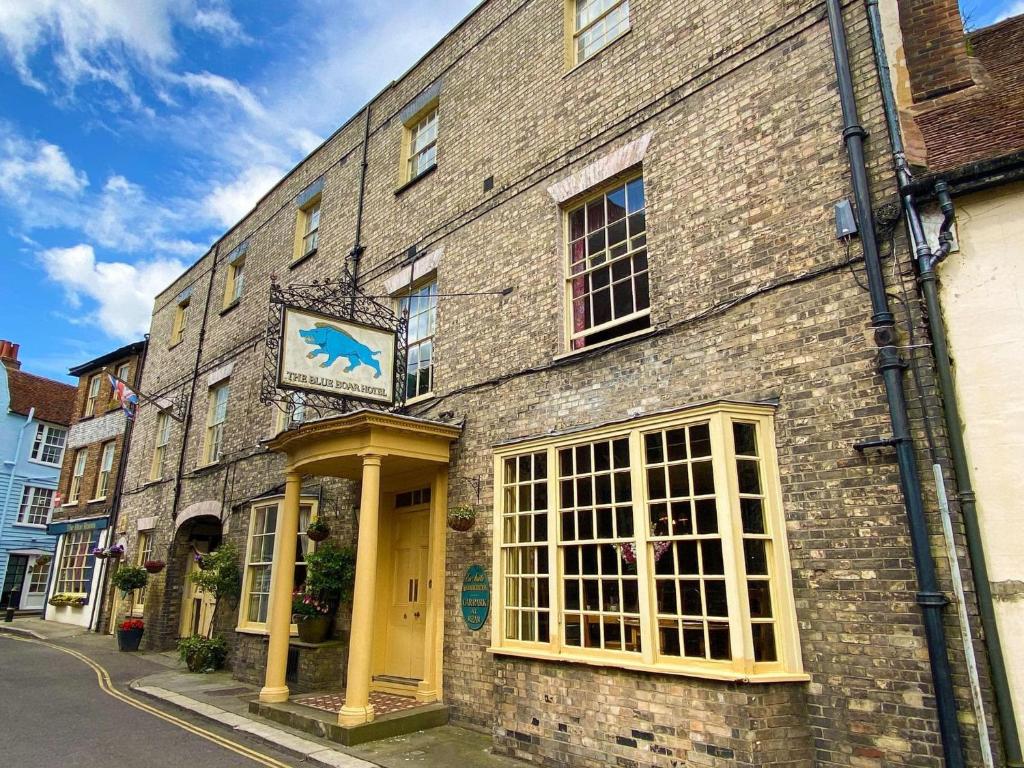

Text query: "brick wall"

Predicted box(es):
[897, 0, 975, 101]
[112, 0, 995, 765]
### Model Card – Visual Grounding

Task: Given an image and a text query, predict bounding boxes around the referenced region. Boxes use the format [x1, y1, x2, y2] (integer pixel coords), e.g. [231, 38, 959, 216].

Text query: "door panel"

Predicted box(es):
[2, 555, 29, 609]
[21, 556, 50, 610]
[384, 509, 429, 680]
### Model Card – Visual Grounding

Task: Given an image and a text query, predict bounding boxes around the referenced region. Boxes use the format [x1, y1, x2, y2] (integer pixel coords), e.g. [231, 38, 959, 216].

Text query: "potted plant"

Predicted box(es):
[117, 618, 145, 651]
[304, 543, 356, 610]
[110, 564, 148, 596]
[447, 504, 477, 532]
[305, 517, 331, 542]
[106, 543, 125, 559]
[144, 560, 166, 574]
[292, 590, 332, 643]
[177, 634, 228, 672]
[92, 546, 108, 559]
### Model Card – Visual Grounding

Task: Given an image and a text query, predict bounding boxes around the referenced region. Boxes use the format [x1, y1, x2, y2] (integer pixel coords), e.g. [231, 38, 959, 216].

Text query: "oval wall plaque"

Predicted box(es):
[461, 564, 490, 631]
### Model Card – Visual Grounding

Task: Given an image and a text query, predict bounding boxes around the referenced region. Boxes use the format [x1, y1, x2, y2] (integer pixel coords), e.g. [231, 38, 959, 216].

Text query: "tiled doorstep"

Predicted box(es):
[131, 682, 379, 768]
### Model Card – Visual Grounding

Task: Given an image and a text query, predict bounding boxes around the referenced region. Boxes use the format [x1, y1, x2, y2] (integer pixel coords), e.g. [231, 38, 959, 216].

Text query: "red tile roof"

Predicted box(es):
[5, 366, 77, 426]
[916, 14, 1024, 172]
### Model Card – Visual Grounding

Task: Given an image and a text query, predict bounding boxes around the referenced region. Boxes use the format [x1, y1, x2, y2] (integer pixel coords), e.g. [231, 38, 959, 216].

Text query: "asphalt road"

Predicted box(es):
[0, 635, 303, 768]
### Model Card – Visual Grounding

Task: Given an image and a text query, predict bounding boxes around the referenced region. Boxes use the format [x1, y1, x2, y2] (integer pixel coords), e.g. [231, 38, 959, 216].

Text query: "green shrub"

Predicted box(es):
[110, 565, 148, 594]
[177, 635, 228, 673]
[304, 543, 356, 606]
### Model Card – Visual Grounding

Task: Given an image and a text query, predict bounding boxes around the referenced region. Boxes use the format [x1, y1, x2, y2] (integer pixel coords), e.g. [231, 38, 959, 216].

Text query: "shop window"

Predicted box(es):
[150, 411, 171, 481]
[29, 423, 67, 466]
[18, 486, 53, 526]
[170, 297, 189, 346]
[56, 529, 95, 594]
[93, 441, 115, 500]
[238, 500, 314, 632]
[203, 381, 230, 465]
[493, 404, 802, 680]
[565, 174, 649, 350]
[68, 448, 87, 504]
[396, 278, 436, 400]
[84, 374, 102, 417]
[567, 0, 630, 65]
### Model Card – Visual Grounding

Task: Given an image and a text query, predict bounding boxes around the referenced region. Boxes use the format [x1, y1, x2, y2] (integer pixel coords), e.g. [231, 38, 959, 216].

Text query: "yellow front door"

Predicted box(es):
[384, 508, 429, 680]
[179, 547, 216, 637]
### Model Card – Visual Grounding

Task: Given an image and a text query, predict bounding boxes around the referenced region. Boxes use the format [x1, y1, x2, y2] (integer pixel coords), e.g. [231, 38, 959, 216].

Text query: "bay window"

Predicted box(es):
[492, 403, 803, 680]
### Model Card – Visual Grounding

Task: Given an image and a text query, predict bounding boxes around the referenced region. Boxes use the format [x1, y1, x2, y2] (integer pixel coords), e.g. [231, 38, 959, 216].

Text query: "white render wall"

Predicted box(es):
[939, 181, 1024, 742]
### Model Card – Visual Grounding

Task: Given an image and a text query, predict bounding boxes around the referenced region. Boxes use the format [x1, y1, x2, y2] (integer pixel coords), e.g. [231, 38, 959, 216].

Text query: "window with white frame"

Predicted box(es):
[239, 501, 313, 630]
[493, 404, 802, 680]
[566, 174, 649, 350]
[56, 530, 94, 594]
[405, 106, 438, 182]
[68, 448, 87, 504]
[115, 362, 131, 386]
[203, 381, 230, 465]
[570, 0, 630, 64]
[132, 530, 154, 615]
[293, 200, 321, 262]
[18, 486, 54, 526]
[397, 279, 436, 399]
[151, 411, 171, 481]
[93, 441, 115, 500]
[84, 374, 102, 417]
[28, 558, 50, 596]
[30, 423, 67, 466]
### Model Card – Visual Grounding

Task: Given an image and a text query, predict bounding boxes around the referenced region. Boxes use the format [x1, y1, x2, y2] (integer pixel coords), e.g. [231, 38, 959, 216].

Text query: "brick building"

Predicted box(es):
[45, 341, 146, 629]
[115, 0, 1006, 765]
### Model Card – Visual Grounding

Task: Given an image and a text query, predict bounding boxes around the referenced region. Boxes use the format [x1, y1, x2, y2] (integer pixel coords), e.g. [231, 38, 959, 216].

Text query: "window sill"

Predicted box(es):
[394, 163, 437, 196]
[564, 27, 632, 78]
[553, 324, 657, 362]
[289, 248, 318, 270]
[86, 497, 108, 504]
[62, 502, 79, 508]
[13, 523, 47, 530]
[235, 626, 300, 638]
[220, 299, 240, 317]
[405, 392, 436, 407]
[27, 458, 61, 468]
[488, 645, 809, 684]
[169, 340, 183, 350]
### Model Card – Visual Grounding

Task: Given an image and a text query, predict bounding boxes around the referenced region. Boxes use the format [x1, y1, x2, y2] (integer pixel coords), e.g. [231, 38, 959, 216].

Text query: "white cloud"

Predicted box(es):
[993, 1, 1024, 22]
[202, 163, 285, 228]
[0, 128, 89, 205]
[175, 71, 265, 118]
[38, 243, 187, 340]
[193, 5, 253, 44]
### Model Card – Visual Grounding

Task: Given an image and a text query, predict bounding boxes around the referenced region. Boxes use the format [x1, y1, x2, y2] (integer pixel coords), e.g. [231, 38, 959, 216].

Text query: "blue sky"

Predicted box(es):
[0, 0, 1018, 382]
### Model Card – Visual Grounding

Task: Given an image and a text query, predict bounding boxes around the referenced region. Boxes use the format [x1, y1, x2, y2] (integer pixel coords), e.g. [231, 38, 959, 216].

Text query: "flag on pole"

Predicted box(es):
[109, 375, 139, 419]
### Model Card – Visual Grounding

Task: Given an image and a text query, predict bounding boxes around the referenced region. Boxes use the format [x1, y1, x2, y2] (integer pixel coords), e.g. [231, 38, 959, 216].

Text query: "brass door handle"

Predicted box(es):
[403, 613, 407, 619]
[414, 611, 421, 618]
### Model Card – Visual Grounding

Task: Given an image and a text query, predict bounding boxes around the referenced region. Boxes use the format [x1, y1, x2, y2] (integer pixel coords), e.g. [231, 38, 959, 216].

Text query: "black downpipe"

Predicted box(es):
[863, 1, 1022, 761]
[825, 3, 965, 766]
[349, 105, 372, 304]
[172, 246, 220, 519]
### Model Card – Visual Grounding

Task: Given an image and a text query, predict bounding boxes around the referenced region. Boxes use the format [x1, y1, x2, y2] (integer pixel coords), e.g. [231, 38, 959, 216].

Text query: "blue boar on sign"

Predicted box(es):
[299, 323, 383, 378]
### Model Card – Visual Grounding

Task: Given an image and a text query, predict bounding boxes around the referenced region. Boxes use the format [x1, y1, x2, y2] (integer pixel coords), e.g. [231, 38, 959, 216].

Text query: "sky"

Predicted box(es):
[0, 0, 1019, 383]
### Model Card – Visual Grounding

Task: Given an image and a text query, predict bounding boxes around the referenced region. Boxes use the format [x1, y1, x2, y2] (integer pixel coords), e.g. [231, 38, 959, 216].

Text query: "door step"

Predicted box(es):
[372, 674, 422, 697]
[372, 674, 421, 686]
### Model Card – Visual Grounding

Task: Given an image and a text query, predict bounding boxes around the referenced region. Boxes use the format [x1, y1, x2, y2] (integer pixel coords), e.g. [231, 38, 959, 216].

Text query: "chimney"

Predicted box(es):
[0, 340, 21, 370]
[898, 0, 976, 102]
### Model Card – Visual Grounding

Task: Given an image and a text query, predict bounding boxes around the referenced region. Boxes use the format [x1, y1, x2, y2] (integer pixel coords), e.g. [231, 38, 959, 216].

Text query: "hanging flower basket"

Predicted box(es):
[194, 552, 211, 570]
[447, 505, 477, 532]
[305, 518, 331, 542]
[106, 544, 125, 559]
[92, 547, 108, 559]
[144, 560, 166, 574]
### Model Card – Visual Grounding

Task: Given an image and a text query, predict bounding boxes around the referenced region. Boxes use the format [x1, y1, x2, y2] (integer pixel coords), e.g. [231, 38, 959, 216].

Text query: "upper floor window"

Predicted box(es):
[171, 297, 190, 346]
[115, 362, 131, 384]
[84, 374, 102, 417]
[570, 0, 630, 64]
[397, 279, 437, 400]
[403, 105, 438, 184]
[565, 174, 649, 350]
[225, 257, 245, 306]
[30, 423, 67, 466]
[68, 448, 87, 504]
[492, 404, 803, 681]
[18, 486, 54, 526]
[93, 441, 115, 500]
[293, 200, 321, 262]
[203, 381, 230, 465]
[150, 411, 171, 481]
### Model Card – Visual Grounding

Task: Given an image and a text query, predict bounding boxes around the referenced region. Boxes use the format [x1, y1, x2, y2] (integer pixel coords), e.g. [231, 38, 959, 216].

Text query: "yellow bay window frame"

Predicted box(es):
[237, 496, 317, 634]
[490, 401, 804, 683]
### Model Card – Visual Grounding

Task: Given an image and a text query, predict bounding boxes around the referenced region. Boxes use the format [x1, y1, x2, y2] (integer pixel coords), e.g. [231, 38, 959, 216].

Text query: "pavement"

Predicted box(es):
[0, 616, 521, 768]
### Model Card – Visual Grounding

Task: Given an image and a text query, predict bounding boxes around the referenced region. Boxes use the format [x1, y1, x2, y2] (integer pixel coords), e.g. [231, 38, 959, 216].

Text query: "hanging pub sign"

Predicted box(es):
[278, 306, 398, 406]
[461, 564, 490, 631]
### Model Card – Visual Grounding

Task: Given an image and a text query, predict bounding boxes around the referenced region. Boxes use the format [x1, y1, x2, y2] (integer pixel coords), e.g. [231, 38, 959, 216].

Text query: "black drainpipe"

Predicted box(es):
[863, 2, 1021, 761]
[171, 245, 220, 520]
[825, 2, 964, 765]
[349, 104, 372, 306]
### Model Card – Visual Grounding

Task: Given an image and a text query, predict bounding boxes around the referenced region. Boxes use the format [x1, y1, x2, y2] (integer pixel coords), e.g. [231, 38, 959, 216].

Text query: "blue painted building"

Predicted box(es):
[0, 340, 76, 611]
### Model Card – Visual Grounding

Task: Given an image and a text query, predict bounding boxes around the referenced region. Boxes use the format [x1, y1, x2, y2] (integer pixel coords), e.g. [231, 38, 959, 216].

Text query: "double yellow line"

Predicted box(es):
[2, 634, 295, 768]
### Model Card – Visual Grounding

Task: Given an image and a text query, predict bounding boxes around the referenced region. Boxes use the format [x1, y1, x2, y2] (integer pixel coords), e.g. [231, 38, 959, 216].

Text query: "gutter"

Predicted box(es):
[825, 2, 964, 766]
[864, 1, 1022, 763]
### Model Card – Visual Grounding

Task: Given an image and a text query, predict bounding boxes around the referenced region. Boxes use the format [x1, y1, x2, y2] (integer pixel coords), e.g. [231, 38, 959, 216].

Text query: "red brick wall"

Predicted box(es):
[898, 0, 975, 101]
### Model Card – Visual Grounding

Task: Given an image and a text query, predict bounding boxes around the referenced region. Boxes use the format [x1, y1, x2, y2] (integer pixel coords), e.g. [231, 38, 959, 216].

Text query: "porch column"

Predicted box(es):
[260, 471, 302, 703]
[339, 453, 383, 726]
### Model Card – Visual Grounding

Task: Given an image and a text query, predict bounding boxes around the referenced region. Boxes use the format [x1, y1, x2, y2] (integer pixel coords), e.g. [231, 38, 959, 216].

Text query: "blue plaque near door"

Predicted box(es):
[461, 565, 490, 631]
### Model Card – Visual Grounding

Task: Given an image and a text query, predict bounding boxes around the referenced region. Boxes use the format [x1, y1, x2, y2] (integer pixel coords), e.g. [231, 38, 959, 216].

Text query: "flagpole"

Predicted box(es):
[101, 366, 185, 422]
